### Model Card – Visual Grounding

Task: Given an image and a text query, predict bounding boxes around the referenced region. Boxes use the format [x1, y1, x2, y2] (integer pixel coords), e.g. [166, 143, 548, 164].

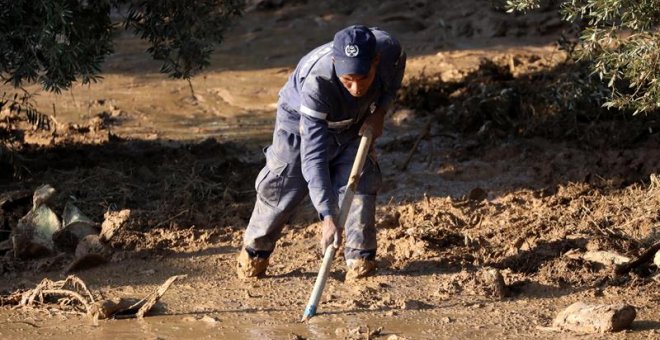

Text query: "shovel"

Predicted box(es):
[301, 128, 374, 322]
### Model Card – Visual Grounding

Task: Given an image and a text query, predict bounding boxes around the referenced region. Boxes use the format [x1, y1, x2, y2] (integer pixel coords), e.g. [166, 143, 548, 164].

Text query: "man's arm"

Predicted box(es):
[299, 111, 338, 221]
[299, 100, 344, 253]
[362, 30, 407, 138]
[374, 29, 407, 113]
[360, 52, 406, 138]
[299, 76, 340, 221]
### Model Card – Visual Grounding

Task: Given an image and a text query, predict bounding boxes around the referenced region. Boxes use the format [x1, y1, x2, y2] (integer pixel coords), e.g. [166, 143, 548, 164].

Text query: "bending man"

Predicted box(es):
[238, 25, 406, 280]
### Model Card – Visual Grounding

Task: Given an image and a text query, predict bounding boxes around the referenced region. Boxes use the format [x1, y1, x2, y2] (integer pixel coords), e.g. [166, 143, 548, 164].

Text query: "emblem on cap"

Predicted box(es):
[344, 44, 359, 57]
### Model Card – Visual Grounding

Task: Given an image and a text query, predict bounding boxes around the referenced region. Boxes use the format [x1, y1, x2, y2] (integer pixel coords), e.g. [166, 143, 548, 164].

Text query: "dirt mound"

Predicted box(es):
[398, 54, 659, 147]
[377, 178, 659, 289]
[1, 114, 260, 270]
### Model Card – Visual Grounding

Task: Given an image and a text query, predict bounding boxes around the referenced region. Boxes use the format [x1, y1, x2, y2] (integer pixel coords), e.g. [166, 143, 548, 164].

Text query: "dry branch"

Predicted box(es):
[401, 119, 433, 171]
[17, 275, 95, 314]
[614, 241, 660, 276]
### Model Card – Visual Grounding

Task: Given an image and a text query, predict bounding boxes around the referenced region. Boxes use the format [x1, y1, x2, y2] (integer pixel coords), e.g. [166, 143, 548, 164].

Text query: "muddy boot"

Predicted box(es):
[346, 259, 377, 281]
[236, 249, 269, 279]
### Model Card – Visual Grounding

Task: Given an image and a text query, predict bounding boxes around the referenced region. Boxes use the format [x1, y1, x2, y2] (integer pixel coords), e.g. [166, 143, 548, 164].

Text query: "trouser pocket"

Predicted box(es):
[255, 147, 288, 208]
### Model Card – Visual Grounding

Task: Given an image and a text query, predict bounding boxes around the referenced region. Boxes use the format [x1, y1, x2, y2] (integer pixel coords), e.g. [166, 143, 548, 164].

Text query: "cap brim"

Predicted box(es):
[334, 57, 371, 76]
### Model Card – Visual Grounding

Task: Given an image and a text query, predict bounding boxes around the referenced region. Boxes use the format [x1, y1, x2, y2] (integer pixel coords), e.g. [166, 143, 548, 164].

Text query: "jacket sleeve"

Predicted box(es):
[373, 29, 407, 112]
[299, 78, 339, 220]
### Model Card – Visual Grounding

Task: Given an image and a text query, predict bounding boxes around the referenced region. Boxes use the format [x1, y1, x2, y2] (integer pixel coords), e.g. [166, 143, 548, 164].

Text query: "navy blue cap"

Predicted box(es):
[332, 25, 376, 76]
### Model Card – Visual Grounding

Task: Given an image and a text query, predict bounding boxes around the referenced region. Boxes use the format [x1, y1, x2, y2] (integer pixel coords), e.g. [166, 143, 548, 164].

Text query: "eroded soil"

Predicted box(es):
[1, 1, 659, 339]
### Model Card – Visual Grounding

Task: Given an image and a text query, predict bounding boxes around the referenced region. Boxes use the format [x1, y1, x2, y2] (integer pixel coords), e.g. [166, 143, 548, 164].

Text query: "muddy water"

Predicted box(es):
[0, 309, 528, 339]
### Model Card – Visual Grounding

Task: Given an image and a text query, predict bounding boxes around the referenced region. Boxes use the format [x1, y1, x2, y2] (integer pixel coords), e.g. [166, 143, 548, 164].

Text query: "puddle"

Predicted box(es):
[0, 309, 504, 339]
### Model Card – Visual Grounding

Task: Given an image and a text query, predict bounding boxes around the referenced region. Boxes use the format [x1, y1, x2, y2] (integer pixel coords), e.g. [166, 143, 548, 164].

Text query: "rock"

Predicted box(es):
[88, 298, 138, 320]
[653, 250, 660, 268]
[100, 209, 131, 242]
[582, 251, 631, 267]
[399, 299, 431, 310]
[468, 187, 488, 201]
[481, 268, 508, 298]
[66, 235, 112, 272]
[75, 235, 111, 258]
[199, 315, 220, 325]
[31, 184, 56, 210]
[552, 302, 636, 333]
[387, 336, 407, 340]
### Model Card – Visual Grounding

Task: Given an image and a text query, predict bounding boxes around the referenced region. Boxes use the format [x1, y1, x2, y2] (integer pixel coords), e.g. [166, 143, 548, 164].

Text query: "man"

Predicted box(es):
[237, 25, 406, 280]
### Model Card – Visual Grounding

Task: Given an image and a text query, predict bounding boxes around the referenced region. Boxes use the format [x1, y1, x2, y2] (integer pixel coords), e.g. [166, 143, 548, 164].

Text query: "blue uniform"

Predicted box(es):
[244, 28, 406, 260]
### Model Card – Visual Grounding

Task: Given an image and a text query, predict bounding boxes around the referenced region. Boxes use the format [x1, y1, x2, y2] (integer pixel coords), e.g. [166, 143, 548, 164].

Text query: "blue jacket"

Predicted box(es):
[276, 28, 406, 220]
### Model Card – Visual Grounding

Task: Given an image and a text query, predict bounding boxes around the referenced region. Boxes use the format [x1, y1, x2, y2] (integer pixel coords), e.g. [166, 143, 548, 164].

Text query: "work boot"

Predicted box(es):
[346, 259, 377, 280]
[236, 249, 269, 279]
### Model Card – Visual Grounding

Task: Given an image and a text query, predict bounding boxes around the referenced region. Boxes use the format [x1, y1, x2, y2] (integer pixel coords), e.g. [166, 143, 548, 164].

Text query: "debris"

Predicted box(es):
[17, 275, 95, 314]
[86, 274, 187, 322]
[53, 202, 99, 252]
[112, 274, 187, 319]
[582, 251, 630, 267]
[0, 190, 31, 210]
[552, 302, 636, 333]
[0, 275, 184, 323]
[13, 205, 61, 259]
[615, 241, 660, 276]
[100, 209, 131, 242]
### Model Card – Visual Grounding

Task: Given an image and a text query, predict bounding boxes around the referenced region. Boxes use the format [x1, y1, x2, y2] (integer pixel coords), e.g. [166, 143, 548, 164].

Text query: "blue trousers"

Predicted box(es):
[243, 127, 382, 260]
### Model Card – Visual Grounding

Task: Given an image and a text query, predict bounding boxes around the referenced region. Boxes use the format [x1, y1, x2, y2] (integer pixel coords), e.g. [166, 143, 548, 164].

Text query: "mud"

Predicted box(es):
[2, 0, 660, 339]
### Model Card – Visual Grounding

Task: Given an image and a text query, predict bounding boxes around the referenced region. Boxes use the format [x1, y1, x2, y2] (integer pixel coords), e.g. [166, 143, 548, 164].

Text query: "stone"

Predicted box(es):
[582, 251, 631, 266]
[552, 302, 636, 333]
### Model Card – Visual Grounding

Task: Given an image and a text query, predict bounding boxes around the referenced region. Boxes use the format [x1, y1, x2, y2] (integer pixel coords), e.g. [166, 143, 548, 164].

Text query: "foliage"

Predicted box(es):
[0, 1, 113, 93]
[397, 55, 657, 146]
[125, 0, 244, 80]
[506, 0, 660, 114]
[0, 0, 245, 94]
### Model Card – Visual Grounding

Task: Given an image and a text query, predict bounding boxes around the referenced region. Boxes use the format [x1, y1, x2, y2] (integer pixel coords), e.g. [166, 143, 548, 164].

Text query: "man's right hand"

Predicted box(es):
[320, 216, 342, 255]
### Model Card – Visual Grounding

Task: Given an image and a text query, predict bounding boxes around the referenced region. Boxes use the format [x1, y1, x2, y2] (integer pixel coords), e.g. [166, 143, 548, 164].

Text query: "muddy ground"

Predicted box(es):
[1, 0, 660, 339]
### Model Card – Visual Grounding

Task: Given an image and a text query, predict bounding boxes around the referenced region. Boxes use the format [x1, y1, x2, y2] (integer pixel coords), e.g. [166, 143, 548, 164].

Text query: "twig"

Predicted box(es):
[155, 209, 189, 228]
[113, 274, 187, 319]
[40, 289, 90, 312]
[187, 78, 196, 99]
[136, 275, 186, 318]
[401, 119, 433, 171]
[0, 320, 40, 328]
[64, 275, 95, 304]
[614, 241, 660, 276]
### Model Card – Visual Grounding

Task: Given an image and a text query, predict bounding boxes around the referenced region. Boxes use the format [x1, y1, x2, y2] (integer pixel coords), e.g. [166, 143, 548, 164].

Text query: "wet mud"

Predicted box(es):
[2, 0, 660, 339]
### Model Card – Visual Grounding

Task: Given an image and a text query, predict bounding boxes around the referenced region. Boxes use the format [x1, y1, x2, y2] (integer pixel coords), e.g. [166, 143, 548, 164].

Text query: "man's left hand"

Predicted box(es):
[360, 106, 386, 139]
